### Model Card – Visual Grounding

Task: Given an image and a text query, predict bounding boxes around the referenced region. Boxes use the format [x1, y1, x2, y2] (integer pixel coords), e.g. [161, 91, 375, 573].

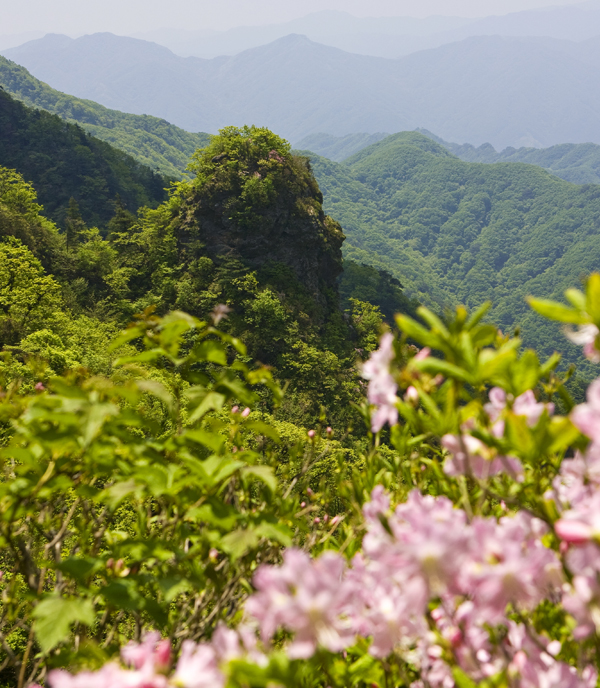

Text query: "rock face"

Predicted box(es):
[174, 128, 345, 319]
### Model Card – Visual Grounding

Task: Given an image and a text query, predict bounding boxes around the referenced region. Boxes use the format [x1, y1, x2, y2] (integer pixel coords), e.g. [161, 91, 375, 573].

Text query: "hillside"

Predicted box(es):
[420, 131, 600, 185]
[5, 32, 600, 149]
[300, 130, 600, 185]
[0, 88, 167, 227]
[0, 55, 209, 179]
[301, 131, 600, 371]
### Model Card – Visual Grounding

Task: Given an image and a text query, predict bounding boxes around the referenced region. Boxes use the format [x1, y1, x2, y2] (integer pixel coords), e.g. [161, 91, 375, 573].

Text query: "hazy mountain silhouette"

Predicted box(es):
[5, 31, 600, 149]
[132, 3, 600, 60]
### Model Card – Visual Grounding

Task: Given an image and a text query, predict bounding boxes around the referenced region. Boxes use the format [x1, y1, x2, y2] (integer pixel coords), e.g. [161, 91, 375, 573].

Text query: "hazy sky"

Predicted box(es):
[0, 0, 587, 35]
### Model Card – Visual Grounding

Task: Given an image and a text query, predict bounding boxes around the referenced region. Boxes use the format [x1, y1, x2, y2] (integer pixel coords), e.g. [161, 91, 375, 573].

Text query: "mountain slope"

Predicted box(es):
[302, 132, 600, 371]
[299, 130, 600, 185]
[0, 89, 167, 227]
[5, 32, 600, 149]
[0, 55, 209, 179]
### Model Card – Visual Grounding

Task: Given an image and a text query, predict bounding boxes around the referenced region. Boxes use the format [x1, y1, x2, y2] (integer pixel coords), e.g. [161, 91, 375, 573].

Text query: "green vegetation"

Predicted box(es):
[3, 104, 600, 688]
[0, 88, 168, 227]
[0, 56, 210, 179]
[419, 129, 600, 185]
[301, 132, 600, 373]
[0, 126, 416, 433]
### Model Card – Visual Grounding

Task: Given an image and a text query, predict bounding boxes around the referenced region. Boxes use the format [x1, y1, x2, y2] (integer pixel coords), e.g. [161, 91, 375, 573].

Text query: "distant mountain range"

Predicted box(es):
[298, 131, 600, 185]
[4, 31, 600, 149]
[134, 3, 600, 60]
[0, 55, 209, 179]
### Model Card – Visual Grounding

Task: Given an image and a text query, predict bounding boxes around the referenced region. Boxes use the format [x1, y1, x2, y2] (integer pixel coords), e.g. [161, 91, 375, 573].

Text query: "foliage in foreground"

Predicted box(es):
[3, 275, 600, 686]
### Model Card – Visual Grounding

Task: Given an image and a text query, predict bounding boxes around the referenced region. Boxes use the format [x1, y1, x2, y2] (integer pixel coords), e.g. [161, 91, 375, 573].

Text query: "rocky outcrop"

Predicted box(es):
[174, 131, 345, 319]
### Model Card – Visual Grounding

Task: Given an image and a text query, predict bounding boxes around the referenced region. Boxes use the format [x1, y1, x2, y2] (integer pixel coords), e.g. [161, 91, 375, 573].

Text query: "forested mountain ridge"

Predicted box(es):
[0, 55, 210, 179]
[0, 125, 418, 430]
[302, 131, 600, 373]
[300, 130, 600, 185]
[0, 88, 167, 227]
[6, 31, 600, 149]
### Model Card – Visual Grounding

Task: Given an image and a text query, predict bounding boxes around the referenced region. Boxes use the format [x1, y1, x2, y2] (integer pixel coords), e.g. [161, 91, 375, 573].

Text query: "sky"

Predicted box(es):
[0, 0, 587, 36]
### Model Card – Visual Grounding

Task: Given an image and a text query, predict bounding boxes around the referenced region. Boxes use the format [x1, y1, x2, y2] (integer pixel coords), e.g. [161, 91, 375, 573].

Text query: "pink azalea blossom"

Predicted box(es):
[572, 379, 600, 444]
[172, 642, 224, 688]
[246, 548, 355, 658]
[362, 332, 398, 432]
[566, 324, 600, 363]
[441, 433, 523, 480]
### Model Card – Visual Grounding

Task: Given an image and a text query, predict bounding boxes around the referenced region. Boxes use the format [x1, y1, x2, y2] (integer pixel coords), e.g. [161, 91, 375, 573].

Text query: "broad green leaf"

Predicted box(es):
[194, 339, 227, 365]
[56, 557, 102, 582]
[453, 667, 479, 688]
[244, 420, 281, 442]
[396, 314, 439, 347]
[187, 391, 226, 423]
[465, 301, 492, 330]
[33, 597, 94, 652]
[565, 288, 586, 311]
[220, 528, 260, 559]
[182, 428, 225, 452]
[241, 465, 277, 492]
[414, 358, 473, 384]
[587, 273, 600, 321]
[254, 522, 292, 547]
[136, 380, 174, 412]
[528, 297, 585, 324]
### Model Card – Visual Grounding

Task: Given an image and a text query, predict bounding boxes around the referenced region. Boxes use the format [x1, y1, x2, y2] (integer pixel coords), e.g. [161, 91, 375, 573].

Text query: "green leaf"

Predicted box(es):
[453, 667, 479, 688]
[465, 301, 492, 330]
[528, 298, 585, 324]
[182, 429, 226, 452]
[220, 528, 260, 560]
[187, 391, 226, 423]
[244, 420, 281, 442]
[414, 358, 473, 384]
[241, 465, 277, 492]
[136, 380, 174, 412]
[33, 597, 95, 652]
[396, 313, 439, 346]
[194, 340, 228, 365]
[56, 557, 102, 583]
[254, 522, 292, 547]
[587, 273, 600, 321]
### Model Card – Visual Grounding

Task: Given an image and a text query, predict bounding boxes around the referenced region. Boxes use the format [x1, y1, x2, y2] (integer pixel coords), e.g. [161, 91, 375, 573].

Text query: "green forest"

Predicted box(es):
[302, 132, 600, 373]
[4, 60, 600, 688]
[0, 88, 167, 227]
[0, 56, 210, 180]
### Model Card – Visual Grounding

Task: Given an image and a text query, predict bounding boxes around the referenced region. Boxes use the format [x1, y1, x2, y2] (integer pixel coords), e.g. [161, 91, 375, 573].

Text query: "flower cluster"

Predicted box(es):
[43, 625, 264, 688]
[362, 332, 399, 432]
[245, 487, 582, 687]
[441, 387, 553, 480]
[548, 378, 600, 639]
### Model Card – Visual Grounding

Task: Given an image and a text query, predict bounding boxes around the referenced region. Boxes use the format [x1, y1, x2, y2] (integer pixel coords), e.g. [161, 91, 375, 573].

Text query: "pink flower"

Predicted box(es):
[484, 387, 553, 438]
[172, 642, 224, 688]
[241, 407, 251, 418]
[555, 519, 594, 544]
[210, 303, 231, 325]
[404, 386, 419, 402]
[572, 379, 600, 444]
[121, 632, 171, 673]
[566, 324, 600, 363]
[362, 333, 398, 432]
[441, 433, 523, 481]
[246, 548, 355, 658]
